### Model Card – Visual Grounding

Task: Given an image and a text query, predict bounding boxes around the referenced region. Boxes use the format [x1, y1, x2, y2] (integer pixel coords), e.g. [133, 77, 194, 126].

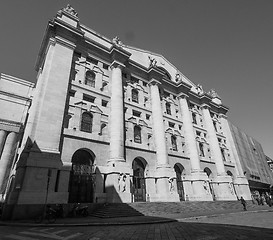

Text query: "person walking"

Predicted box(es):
[240, 196, 247, 211]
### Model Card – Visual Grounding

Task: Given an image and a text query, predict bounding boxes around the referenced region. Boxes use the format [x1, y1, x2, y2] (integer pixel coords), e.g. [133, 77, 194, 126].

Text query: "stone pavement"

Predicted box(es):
[0, 211, 273, 240]
[0, 208, 273, 239]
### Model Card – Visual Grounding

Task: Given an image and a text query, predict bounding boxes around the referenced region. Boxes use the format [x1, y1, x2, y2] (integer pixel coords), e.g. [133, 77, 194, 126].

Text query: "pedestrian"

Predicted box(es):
[240, 196, 247, 211]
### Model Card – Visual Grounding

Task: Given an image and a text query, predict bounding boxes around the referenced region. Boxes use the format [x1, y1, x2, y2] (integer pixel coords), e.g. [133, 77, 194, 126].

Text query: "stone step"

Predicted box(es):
[90, 203, 144, 218]
[90, 201, 270, 218]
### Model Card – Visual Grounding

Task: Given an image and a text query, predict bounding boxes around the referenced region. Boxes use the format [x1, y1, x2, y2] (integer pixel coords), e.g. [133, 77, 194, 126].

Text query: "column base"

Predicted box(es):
[233, 176, 252, 200]
[101, 162, 133, 203]
[149, 167, 180, 202]
[211, 175, 238, 201]
[182, 171, 213, 201]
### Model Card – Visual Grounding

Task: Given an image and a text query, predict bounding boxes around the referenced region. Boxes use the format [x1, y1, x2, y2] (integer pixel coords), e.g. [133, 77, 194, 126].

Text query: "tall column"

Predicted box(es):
[0, 132, 17, 194]
[201, 104, 237, 200]
[148, 72, 179, 202]
[178, 94, 201, 172]
[178, 95, 212, 201]
[0, 130, 8, 157]
[220, 114, 252, 200]
[201, 104, 226, 175]
[108, 62, 125, 163]
[149, 81, 169, 167]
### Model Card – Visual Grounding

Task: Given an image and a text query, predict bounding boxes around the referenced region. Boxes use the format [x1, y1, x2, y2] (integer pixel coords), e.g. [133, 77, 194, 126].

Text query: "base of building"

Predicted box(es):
[211, 175, 238, 201]
[182, 171, 213, 201]
[233, 176, 252, 200]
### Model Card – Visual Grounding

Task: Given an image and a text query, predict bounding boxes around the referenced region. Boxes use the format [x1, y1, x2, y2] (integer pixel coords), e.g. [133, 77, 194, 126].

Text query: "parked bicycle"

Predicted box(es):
[35, 205, 57, 223]
[69, 203, 88, 217]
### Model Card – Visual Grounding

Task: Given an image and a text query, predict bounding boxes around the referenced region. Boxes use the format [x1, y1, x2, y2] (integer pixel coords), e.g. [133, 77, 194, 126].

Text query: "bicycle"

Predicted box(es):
[35, 205, 56, 223]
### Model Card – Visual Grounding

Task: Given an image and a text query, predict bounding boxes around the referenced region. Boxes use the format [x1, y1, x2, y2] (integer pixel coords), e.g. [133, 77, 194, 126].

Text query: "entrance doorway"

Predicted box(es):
[174, 164, 185, 201]
[132, 158, 146, 202]
[68, 149, 95, 203]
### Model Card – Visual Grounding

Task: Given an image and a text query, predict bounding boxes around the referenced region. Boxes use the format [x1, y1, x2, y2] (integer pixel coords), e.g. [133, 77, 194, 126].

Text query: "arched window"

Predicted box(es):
[166, 103, 171, 115]
[132, 89, 139, 103]
[134, 125, 142, 143]
[171, 135, 177, 151]
[81, 112, 93, 133]
[85, 70, 96, 87]
[192, 113, 197, 124]
[199, 142, 205, 157]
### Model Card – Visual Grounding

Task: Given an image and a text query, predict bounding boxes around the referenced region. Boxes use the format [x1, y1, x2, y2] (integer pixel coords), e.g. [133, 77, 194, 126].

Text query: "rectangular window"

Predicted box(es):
[166, 103, 171, 115]
[103, 63, 109, 70]
[143, 82, 147, 87]
[102, 100, 108, 107]
[196, 131, 201, 136]
[133, 110, 141, 117]
[169, 122, 175, 128]
[83, 94, 95, 103]
[146, 114, 150, 120]
[69, 90, 76, 97]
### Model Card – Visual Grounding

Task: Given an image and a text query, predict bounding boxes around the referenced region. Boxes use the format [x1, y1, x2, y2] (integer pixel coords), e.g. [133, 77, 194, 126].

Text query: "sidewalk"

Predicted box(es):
[0, 205, 271, 227]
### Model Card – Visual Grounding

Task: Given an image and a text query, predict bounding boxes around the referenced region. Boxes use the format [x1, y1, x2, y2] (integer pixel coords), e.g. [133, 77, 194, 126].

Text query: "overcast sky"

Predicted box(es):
[0, 0, 272, 158]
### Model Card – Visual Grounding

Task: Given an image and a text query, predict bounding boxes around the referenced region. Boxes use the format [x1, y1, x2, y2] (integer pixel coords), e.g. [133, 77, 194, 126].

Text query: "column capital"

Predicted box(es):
[110, 46, 131, 65]
[148, 79, 161, 87]
[201, 103, 211, 110]
[110, 60, 125, 70]
[148, 67, 164, 82]
[177, 93, 189, 99]
[219, 113, 228, 119]
[55, 36, 76, 50]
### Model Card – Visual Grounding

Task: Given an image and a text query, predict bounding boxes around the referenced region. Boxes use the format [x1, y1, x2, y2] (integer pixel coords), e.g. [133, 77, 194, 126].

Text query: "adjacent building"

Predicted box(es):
[0, 5, 272, 219]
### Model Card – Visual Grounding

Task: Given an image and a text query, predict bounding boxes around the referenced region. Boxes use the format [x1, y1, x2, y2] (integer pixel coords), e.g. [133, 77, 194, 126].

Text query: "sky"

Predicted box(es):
[0, 0, 272, 157]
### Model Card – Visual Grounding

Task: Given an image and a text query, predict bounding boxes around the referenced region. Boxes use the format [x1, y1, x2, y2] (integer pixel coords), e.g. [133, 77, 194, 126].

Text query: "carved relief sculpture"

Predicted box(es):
[118, 173, 127, 192]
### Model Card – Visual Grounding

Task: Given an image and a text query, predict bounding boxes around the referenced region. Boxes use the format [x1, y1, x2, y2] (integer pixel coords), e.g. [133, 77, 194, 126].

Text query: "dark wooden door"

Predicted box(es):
[133, 160, 146, 202]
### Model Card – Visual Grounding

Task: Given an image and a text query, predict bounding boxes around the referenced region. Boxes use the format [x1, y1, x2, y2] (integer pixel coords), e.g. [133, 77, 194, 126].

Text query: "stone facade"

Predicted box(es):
[1, 5, 272, 219]
[229, 123, 273, 193]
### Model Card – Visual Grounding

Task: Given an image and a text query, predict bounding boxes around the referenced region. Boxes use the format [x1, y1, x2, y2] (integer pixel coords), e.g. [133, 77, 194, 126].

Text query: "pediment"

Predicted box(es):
[92, 66, 104, 74]
[74, 101, 87, 106]
[90, 104, 103, 114]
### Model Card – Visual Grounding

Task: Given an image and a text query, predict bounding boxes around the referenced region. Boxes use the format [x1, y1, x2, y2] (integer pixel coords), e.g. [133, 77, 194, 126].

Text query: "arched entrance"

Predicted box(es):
[174, 164, 185, 201]
[68, 149, 95, 203]
[132, 158, 146, 202]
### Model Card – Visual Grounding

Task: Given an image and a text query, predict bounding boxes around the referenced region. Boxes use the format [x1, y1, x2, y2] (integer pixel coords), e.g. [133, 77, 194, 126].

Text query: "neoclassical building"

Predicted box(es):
[1, 5, 272, 219]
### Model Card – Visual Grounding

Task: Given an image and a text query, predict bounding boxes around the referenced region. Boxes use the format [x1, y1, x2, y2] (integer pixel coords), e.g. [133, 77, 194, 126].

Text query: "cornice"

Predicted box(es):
[0, 90, 32, 103]
[148, 67, 164, 82]
[110, 46, 131, 65]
